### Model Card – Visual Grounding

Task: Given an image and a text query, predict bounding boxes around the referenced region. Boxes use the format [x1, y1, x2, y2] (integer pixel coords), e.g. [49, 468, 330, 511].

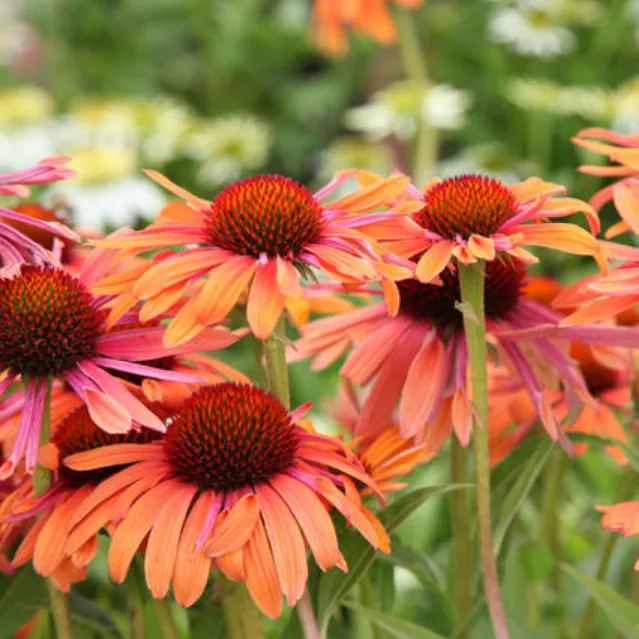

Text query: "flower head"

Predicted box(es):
[0, 256, 243, 478]
[294, 258, 639, 449]
[364, 172, 603, 283]
[61, 382, 388, 618]
[312, 0, 425, 56]
[92, 170, 411, 343]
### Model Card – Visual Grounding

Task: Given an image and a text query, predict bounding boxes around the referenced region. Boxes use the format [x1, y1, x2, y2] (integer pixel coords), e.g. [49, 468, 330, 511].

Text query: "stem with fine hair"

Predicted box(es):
[264, 319, 320, 639]
[576, 466, 639, 639]
[396, 9, 438, 186]
[458, 262, 510, 639]
[34, 377, 75, 639]
[152, 599, 181, 639]
[450, 438, 472, 639]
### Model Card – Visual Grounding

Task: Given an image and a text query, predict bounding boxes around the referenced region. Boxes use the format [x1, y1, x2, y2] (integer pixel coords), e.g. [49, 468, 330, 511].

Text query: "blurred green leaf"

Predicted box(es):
[68, 594, 123, 639]
[317, 485, 468, 635]
[342, 601, 447, 639]
[562, 563, 639, 639]
[0, 566, 48, 639]
[493, 439, 554, 553]
[518, 541, 555, 582]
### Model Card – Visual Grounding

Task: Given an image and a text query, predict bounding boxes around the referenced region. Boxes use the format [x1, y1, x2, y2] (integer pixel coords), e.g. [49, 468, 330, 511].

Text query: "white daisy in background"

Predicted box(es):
[609, 77, 639, 134]
[436, 143, 533, 185]
[489, 0, 577, 58]
[319, 137, 393, 181]
[506, 77, 564, 113]
[183, 114, 272, 187]
[345, 80, 471, 141]
[45, 147, 166, 231]
[0, 86, 57, 170]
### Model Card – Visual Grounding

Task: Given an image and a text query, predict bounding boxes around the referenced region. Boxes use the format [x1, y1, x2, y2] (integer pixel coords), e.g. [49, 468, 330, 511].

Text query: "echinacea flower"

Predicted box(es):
[92, 170, 411, 343]
[61, 383, 389, 618]
[597, 501, 639, 568]
[1, 157, 79, 272]
[0, 256, 242, 477]
[362, 172, 603, 283]
[6, 402, 165, 591]
[312, 0, 425, 56]
[294, 258, 639, 449]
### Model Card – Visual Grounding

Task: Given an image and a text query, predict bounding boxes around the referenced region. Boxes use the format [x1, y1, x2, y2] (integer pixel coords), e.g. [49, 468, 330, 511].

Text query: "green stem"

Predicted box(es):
[576, 467, 639, 639]
[34, 378, 75, 639]
[458, 262, 510, 639]
[152, 599, 181, 639]
[219, 577, 266, 639]
[449, 439, 472, 639]
[264, 320, 321, 639]
[129, 558, 148, 639]
[395, 9, 438, 186]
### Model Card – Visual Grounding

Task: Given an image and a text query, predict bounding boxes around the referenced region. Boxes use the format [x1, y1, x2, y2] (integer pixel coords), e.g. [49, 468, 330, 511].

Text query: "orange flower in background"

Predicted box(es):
[93, 171, 411, 344]
[61, 383, 389, 619]
[358, 172, 603, 285]
[598, 501, 639, 568]
[313, 0, 425, 56]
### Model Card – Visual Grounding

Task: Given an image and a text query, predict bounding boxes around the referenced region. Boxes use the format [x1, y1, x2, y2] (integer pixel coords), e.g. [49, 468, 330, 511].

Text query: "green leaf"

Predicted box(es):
[562, 563, 639, 638]
[493, 439, 554, 553]
[0, 566, 48, 639]
[69, 594, 123, 639]
[342, 601, 447, 639]
[317, 484, 468, 635]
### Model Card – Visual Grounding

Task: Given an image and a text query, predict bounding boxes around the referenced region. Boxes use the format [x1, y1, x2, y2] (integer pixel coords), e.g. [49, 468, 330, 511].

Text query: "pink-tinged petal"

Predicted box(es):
[561, 295, 639, 326]
[84, 389, 132, 434]
[381, 280, 400, 317]
[195, 256, 257, 325]
[399, 336, 447, 438]
[276, 257, 301, 297]
[513, 223, 600, 256]
[92, 358, 205, 384]
[93, 226, 206, 250]
[155, 201, 207, 227]
[575, 128, 639, 147]
[537, 197, 600, 235]
[468, 235, 495, 261]
[327, 174, 411, 214]
[0, 208, 79, 242]
[247, 260, 286, 340]
[77, 360, 165, 432]
[307, 244, 376, 280]
[452, 389, 473, 447]
[143, 169, 211, 211]
[612, 181, 639, 236]
[416, 241, 454, 282]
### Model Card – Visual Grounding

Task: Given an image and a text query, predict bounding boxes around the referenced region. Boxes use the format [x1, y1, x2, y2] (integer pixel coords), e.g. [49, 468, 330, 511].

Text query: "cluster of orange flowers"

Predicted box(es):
[1, 122, 639, 621]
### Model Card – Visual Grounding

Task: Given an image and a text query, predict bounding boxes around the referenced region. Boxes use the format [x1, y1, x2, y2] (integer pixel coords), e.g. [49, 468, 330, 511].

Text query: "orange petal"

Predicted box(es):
[468, 235, 495, 261]
[85, 389, 132, 434]
[143, 169, 210, 210]
[204, 494, 260, 557]
[247, 261, 286, 340]
[415, 241, 454, 282]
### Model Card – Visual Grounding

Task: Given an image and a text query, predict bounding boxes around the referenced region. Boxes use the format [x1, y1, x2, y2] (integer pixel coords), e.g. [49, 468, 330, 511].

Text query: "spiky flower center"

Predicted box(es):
[207, 175, 324, 258]
[414, 174, 517, 239]
[54, 405, 164, 484]
[0, 266, 102, 376]
[165, 383, 299, 492]
[397, 259, 524, 330]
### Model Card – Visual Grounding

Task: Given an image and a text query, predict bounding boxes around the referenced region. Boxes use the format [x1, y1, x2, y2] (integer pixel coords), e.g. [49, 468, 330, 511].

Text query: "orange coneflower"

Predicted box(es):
[597, 501, 639, 568]
[358, 172, 603, 284]
[294, 258, 639, 449]
[312, 0, 425, 56]
[60, 383, 389, 619]
[0, 252, 242, 477]
[6, 403, 165, 592]
[91, 171, 411, 345]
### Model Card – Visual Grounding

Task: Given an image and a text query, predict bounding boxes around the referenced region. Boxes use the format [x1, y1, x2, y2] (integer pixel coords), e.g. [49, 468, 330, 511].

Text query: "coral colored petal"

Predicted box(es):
[204, 494, 260, 556]
[64, 444, 164, 473]
[215, 548, 246, 581]
[247, 260, 286, 340]
[108, 482, 178, 583]
[173, 492, 215, 607]
[452, 388, 473, 447]
[65, 493, 122, 555]
[515, 223, 600, 256]
[270, 474, 340, 571]
[415, 241, 454, 282]
[468, 235, 496, 261]
[256, 484, 307, 607]
[84, 389, 132, 434]
[143, 170, 211, 210]
[400, 336, 447, 438]
[327, 174, 410, 214]
[243, 518, 283, 619]
[195, 257, 257, 325]
[145, 483, 197, 598]
[612, 181, 639, 236]
[276, 257, 301, 297]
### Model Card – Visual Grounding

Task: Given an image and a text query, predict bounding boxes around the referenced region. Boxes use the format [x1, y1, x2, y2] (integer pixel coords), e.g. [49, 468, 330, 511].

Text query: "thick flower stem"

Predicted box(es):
[450, 438, 472, 639]
[152, 599, 181, 639]
[576, 466, 639, 639]
[34, 378, 75, 639]
[219, 577, 265, 639]
[264, 320, 320, 639]
[458, 262, 510, 639]
[396, 9, 438, 186]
